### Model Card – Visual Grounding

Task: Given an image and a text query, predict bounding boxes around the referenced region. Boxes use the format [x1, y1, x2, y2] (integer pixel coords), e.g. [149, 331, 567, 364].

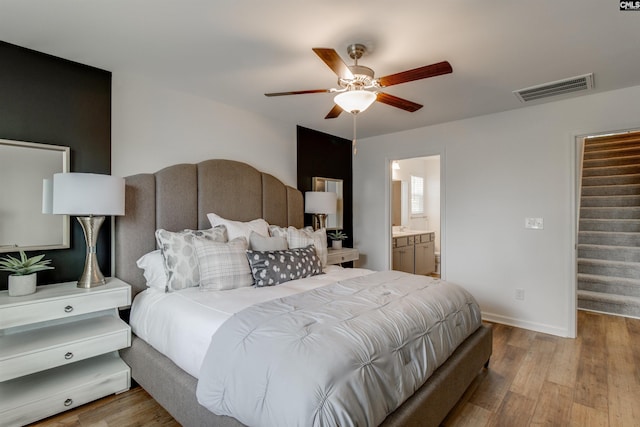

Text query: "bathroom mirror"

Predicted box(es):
[0, 139, 70, 253]
[312, 177, 343, 230]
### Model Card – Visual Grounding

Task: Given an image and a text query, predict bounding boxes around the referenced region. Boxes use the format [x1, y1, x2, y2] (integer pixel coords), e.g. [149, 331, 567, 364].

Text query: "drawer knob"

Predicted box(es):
[64, 398, 73, 407]
[64, 305, 74, 313]
[65, 352, 74, 360]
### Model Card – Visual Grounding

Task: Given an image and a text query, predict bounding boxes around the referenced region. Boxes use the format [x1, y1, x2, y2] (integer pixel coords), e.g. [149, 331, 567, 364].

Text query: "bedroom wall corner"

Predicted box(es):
[296, 126, 354, 250]
[0, 40, 112, 290]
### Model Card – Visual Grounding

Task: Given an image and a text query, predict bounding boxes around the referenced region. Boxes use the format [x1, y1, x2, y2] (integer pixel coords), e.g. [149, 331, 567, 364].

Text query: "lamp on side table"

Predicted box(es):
[51, 173, 125, 288]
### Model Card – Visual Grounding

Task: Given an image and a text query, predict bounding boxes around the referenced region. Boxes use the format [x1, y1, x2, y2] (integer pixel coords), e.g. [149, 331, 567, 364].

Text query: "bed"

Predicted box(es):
[115, 159, 492, 427]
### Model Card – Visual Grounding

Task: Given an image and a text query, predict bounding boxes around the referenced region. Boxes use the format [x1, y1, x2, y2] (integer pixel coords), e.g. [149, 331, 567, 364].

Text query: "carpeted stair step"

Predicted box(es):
[583, 145, 640, 160]
[578, 244, 640, 263]
[577, 290, 640, 318]
[585, 138, 640, 152]
[578, 273, 640, 297]
[579, 230, 640, 246]
[580, 195, 640, 207]
[581, 183, 640, 196]
[579, 219, 640, 232]
[582, 173, 640, 186]
[582, 163, 640, 177]
[577, 258, 640, 280]
[580, 206, 640, 219]
[583, 154, 640, 169]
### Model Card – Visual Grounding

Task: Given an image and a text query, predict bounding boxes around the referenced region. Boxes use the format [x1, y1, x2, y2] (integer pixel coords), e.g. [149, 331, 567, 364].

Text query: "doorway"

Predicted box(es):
[390, 155, 441, 277]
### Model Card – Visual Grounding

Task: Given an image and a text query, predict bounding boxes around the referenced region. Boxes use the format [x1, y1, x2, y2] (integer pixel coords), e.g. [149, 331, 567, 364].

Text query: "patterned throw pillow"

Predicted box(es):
[155, 226, 227, 291]
[246, 245, 322, 287]
[269, 225, 328, 267]
[195, 237, 254, 291]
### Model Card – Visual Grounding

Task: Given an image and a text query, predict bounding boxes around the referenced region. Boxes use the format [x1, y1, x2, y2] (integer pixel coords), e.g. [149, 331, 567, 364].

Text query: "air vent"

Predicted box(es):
[513, 73, 594, 103]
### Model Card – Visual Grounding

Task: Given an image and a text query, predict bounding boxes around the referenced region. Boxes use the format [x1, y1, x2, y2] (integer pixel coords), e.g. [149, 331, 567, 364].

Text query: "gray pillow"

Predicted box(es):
[195, 237, 254, 291]
[249, 231, 288, 251]
[246, 245, 322, 287]
[155, 226, 227, 291]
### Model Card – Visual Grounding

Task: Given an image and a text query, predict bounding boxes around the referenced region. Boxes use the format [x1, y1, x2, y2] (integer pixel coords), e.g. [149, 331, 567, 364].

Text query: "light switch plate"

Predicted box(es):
[525, 217, 543, 229]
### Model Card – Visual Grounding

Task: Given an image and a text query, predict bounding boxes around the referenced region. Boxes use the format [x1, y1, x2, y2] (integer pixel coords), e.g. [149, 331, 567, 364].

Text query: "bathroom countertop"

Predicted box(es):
[392, 229, 435, 238]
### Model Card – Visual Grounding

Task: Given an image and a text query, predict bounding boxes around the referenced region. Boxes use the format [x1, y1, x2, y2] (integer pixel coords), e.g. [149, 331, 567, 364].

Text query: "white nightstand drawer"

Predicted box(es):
[0, 279, 130, 329]
[0, 353, 130, 427]
[327, 248, 359, 265]
[0, 315, 130, 382]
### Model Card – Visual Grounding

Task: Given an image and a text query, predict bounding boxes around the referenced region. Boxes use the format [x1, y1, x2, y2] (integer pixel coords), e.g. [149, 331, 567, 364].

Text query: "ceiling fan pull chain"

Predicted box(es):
[352, 114, 357, 156]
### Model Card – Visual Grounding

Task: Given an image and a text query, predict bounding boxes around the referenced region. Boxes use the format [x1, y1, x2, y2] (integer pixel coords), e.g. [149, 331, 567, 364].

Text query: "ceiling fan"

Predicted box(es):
[265, 43, 453, 119]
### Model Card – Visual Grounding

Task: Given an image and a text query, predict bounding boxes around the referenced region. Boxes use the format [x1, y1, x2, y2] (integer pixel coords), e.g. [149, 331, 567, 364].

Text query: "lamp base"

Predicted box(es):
[312, 214, 328, 231]
[76, 216, 107, 288]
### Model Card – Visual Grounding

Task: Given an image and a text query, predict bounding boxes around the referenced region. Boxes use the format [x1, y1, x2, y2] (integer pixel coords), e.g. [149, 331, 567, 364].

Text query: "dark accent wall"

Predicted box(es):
[0, 41, 112, 290]
[296, 126, 353, 249]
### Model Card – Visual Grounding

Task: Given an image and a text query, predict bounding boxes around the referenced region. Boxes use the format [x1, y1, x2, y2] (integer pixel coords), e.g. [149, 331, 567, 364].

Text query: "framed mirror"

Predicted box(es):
[312, 177, 344, 230]
[0, 139, 70, 253]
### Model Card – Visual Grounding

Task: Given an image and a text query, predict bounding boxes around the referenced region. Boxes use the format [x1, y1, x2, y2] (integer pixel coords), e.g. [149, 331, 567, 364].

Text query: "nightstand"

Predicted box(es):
[0, 277, 131, 426]
[327, 247, 360, 265]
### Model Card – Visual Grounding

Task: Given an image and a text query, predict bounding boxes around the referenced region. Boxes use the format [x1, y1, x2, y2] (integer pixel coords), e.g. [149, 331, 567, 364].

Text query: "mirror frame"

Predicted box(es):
[0, 138, 70, 253]
[312, 176, 344, 230]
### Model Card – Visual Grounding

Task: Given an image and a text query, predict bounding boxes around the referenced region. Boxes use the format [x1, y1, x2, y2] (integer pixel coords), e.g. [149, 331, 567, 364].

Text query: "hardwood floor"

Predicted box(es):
[31, 310, 640, 427]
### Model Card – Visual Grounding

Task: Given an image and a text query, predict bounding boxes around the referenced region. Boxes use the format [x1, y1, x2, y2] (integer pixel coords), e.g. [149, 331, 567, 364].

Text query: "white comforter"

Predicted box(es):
[196, 270, 482, 427]
[130, 266, 374, 378]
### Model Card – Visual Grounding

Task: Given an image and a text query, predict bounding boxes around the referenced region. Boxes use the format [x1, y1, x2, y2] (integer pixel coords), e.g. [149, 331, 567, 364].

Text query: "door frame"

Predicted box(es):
[387, 151, 445, 279]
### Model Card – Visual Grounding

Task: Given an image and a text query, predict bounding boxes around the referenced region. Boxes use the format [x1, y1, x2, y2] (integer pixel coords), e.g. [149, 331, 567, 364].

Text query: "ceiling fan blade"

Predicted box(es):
[312, 48, 354, 80]
[376, 92, 423, 112]
[377, 61, 452, 87]
[324, 104, 343, 119]
[265, 89, 331, 97]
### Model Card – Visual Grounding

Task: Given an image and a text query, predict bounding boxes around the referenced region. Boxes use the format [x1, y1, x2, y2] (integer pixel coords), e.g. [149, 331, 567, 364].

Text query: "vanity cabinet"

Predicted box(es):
[393, 232, 435, 275]
[392, 237, 415, 273]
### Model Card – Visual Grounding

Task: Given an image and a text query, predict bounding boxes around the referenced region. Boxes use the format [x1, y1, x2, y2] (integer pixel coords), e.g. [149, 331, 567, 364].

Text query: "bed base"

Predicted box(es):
[121, 324, 492, 427]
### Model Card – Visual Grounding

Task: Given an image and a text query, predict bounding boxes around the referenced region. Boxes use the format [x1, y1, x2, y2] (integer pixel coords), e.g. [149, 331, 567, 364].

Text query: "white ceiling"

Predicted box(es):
[1, 0, 640, 140]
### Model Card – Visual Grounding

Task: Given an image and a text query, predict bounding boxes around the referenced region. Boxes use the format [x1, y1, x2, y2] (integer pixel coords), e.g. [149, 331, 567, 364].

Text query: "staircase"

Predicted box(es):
[577, 133, 640, 318]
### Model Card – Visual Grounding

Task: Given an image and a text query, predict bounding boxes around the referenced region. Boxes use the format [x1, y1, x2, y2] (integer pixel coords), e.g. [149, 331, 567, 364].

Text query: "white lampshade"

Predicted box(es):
[52, 173, 125, 216]
[305, 191, 337, 215]
[334, 90, 377, 114]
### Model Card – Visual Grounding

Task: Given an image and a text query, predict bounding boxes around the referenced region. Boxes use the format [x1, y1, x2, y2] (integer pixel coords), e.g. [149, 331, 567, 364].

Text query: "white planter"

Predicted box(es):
[331, 240, 343, 249]
[8, 273, 37, 297]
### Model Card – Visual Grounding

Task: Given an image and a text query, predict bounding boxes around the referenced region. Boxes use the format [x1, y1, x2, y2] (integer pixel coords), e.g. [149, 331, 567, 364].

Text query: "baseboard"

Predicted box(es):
[481, 311, 570, 337]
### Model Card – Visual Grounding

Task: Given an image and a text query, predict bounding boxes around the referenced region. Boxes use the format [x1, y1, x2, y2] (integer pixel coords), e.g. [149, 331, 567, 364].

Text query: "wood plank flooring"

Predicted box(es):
[30, 310, 640, 427]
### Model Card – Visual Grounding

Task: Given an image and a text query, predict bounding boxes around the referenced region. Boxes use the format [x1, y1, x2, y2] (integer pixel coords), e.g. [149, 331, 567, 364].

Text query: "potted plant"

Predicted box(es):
[327, 230, 348, 249]
[0, 251, 54, 296]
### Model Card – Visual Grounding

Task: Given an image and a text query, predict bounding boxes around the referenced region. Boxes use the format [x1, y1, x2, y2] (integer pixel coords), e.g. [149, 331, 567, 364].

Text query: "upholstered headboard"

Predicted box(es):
[115, 159, 304, 296]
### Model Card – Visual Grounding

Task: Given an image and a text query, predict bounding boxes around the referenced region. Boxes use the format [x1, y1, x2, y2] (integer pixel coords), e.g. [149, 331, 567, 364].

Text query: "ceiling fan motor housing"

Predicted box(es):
[340, 65, 376, 89]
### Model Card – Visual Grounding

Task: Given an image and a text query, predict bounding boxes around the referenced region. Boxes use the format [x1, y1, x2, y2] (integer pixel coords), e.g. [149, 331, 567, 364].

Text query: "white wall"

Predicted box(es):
[354, 84, 640, 338]
[111, 74, 297, 186]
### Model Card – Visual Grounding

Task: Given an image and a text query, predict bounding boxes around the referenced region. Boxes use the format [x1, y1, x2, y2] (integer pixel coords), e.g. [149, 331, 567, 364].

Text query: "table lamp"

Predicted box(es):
[304, 191, 337, 230]
[52, 172, 125, 288]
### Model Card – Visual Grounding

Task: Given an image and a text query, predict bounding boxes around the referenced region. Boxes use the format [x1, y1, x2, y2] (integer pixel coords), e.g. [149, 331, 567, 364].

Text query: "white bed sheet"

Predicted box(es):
[130, 266, 373, 378]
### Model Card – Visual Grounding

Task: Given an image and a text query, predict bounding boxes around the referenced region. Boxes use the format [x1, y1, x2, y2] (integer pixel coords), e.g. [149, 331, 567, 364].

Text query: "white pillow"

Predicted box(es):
[136, 250, 168, 290]
[195, 237, 253, 291]
[269, 225, 328, 267]
[249, 231, 288, 251]
[207, 212, 269, 242]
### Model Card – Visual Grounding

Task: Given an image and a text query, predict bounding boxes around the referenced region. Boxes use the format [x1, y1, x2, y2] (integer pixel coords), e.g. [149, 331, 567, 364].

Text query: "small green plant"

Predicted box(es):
[327, 230, 348, 241]
[0, 251, 54, 276]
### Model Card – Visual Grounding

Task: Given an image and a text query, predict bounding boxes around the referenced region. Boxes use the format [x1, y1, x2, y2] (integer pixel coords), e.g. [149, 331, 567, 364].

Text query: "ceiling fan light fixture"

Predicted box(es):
[334, 90, 377, 114]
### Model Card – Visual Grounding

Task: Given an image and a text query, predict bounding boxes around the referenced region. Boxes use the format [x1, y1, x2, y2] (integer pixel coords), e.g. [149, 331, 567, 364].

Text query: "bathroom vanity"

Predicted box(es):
[392, 230, 436, 275]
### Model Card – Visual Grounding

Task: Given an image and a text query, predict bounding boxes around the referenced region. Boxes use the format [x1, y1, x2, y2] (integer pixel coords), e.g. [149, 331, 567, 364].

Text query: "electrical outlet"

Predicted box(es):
[525, 217, 543, 229]
[515, 289, 525, 300]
